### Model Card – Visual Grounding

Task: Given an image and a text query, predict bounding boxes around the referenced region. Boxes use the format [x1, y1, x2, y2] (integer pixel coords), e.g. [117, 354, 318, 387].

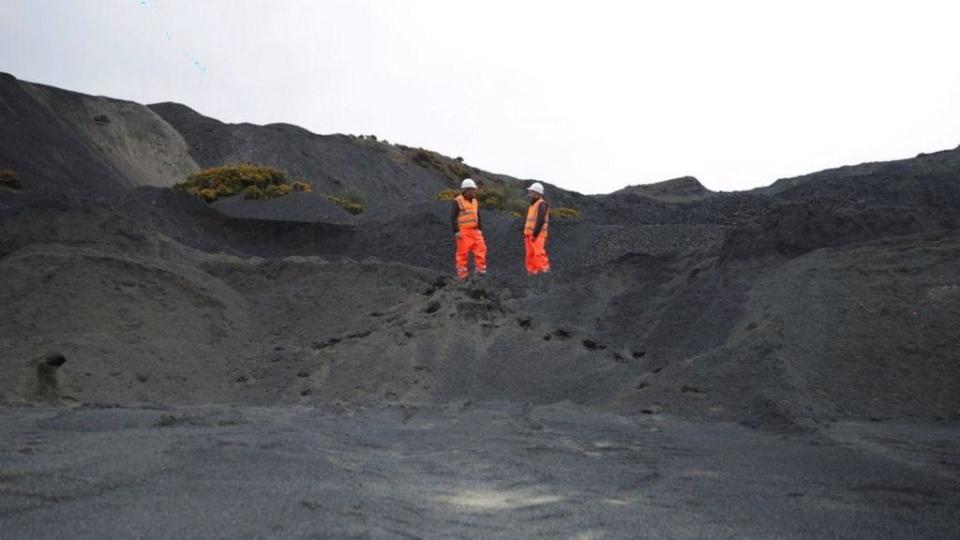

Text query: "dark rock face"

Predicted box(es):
[1, 72, 959, 434]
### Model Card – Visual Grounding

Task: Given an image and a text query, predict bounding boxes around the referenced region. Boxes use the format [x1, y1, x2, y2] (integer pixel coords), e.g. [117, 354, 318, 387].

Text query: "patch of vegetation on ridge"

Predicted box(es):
[328, 188, 365, 215]
[411, 148, 473, 182]
[550, 207, 582, 220]
[173, 164, 311, 202]
[437, 184, 527, 215]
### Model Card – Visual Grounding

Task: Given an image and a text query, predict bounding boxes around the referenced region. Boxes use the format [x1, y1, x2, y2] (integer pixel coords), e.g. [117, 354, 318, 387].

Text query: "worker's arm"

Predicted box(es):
[451, 200, 461, 235]
[532, 201, 548, 238]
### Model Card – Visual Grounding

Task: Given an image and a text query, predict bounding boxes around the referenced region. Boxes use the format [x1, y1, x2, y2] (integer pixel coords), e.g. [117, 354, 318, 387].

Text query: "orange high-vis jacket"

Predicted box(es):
[524, 198, 549, 237]
[455, 195, 480, 231]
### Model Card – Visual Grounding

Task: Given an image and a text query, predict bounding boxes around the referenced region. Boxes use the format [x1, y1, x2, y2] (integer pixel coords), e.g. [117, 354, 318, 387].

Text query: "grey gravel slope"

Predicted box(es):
[0, 72, 198, 192]
[2, 74, 960, 538]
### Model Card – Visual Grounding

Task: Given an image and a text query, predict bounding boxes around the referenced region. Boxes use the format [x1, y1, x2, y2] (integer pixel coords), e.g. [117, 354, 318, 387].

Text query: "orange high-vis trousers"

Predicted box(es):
[524, 233, 550, 275]
[455, 229, 487, 279]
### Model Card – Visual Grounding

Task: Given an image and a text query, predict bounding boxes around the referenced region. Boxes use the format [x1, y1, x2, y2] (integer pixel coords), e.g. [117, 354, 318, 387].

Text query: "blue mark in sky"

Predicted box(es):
[136, 0, 207, 74]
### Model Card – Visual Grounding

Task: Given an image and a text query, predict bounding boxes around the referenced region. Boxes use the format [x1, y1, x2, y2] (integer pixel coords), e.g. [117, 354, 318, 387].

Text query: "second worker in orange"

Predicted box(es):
[524, 182, 551, 275]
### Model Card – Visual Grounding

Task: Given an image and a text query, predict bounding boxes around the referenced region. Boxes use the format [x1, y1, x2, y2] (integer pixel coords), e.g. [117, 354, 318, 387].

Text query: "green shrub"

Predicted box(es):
[412, 149, 444, 170]
[411, 148, 473, 182]
[265, 184, 292, 198]
[550, 207, 582, 220]
[174, 164, 295, 202]
[436, 184, 527, 214]
[329, 197, 364, 215]
[436, 189, 460, 201]
[243, 185, 265, 200]
[0, 169, 22, 191]
[478, 185, 527, 214]
[328, 188, 365, 215]
[292, 180, 313, 192]
[448, 162, 472, 180]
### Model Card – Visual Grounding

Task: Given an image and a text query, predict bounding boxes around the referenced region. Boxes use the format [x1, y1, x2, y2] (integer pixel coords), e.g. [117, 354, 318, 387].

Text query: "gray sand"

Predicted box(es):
[2, 403, 958, 539]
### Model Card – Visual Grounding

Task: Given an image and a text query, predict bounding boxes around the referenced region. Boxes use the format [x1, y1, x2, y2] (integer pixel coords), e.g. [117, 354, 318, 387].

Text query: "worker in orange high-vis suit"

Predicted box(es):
[452, 178, 488, 280]
[524, 182, 551, 275]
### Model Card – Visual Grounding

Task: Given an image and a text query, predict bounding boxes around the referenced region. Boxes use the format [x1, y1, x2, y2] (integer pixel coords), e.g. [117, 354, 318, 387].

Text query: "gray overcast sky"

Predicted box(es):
[2, 0, 959, 193]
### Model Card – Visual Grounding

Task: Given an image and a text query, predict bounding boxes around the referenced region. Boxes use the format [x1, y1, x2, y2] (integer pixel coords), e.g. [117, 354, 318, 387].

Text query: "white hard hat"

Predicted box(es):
[460, 178, 477, 189]
[528, 182, 544, 194]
